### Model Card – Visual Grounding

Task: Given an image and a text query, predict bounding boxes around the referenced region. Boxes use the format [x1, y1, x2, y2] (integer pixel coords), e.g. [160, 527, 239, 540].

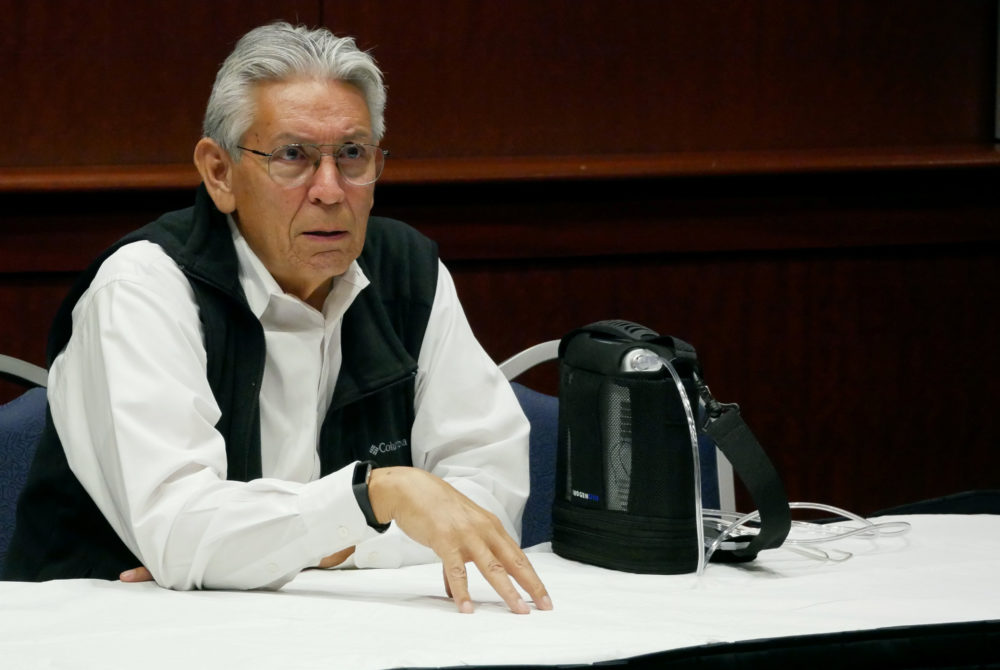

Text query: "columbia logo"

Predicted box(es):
[369, 438, 409, 456]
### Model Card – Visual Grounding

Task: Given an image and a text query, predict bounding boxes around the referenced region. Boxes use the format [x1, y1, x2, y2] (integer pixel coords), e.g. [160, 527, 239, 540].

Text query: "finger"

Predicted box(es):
[119, 566, 154, 582]
[443, 566, 453, 599]
[441, 557, 474, 614]
[469, 547, 530, 615]
[492, 541, 553, 611]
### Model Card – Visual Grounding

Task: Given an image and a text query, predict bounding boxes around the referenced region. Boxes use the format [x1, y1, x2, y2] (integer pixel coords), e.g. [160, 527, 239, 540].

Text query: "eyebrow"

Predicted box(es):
[269, 130, 374, 146]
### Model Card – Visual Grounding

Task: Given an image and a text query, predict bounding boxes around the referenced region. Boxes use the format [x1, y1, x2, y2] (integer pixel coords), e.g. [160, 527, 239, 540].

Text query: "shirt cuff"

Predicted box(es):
[351, 523, 438, 569]
[297, 462, 379, 563]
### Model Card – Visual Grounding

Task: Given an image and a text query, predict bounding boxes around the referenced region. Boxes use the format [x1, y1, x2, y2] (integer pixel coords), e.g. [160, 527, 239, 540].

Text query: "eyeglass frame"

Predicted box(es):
[236, 142, 390, 188]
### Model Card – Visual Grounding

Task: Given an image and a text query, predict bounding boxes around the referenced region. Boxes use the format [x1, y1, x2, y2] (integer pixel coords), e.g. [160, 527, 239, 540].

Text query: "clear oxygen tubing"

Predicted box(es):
[702, 502, 912, 564]
[634, 349, 911, 570]
[636, 351, 706, 576]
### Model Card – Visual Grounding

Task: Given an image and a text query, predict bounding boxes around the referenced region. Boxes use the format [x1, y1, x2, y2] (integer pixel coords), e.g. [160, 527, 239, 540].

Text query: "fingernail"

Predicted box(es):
[459, 600, 474, 614]
[516, 597, 529, 614]
[120, 570, 135, 581]
[540, 595, 554, 610]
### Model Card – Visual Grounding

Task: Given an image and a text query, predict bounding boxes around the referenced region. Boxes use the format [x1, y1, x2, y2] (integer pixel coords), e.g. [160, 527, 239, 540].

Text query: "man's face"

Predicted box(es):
[229, 77, 376, 304]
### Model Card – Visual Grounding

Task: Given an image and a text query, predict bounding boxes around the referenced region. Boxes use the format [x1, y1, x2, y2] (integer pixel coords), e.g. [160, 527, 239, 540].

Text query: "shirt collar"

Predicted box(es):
[227, 215, 369, 321]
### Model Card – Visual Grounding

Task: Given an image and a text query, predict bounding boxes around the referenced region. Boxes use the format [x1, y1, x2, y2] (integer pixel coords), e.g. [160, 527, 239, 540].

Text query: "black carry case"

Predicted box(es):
[552, 320, 791, 574]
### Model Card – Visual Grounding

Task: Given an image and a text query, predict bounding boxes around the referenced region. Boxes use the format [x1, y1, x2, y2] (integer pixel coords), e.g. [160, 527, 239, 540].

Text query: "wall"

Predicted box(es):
[1, 0, 998, 514]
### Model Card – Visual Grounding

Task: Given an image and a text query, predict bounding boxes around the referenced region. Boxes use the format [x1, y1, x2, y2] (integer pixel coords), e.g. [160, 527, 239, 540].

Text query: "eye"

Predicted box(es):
[273, 145, 310, 162]
[338, 143, 368, 161]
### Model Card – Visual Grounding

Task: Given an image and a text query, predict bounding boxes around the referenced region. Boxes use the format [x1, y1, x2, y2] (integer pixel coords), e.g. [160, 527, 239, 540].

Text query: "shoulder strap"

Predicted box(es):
[697, 375, 791, 560]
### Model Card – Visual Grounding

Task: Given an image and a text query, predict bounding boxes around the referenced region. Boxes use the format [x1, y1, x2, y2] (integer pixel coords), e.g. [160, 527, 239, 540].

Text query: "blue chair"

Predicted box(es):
[499, 341, 735, 548]
[0, 355, 48, 567]
[508, 382, 559, 548]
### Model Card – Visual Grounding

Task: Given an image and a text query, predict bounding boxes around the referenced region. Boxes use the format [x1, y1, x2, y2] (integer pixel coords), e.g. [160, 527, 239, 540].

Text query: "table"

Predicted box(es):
[1, 515, 998, 669]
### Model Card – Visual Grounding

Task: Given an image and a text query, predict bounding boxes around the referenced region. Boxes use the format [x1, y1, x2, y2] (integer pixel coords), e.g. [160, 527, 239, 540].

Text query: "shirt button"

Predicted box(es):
[265, 562, 279, 574]
[367, 552, 379, 564]
[338, 526, 349, 539]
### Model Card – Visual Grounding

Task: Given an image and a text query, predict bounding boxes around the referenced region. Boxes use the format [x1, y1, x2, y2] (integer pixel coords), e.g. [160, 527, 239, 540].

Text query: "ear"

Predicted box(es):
[193, 137, 237, 213]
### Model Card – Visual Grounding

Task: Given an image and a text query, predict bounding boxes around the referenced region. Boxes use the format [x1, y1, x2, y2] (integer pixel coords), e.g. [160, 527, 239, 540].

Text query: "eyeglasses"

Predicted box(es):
[237, 143, 389, 188]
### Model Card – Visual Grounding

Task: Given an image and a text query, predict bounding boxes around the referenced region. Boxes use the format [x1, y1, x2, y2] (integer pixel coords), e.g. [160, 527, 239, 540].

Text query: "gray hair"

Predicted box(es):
[204, 22, 386, 157]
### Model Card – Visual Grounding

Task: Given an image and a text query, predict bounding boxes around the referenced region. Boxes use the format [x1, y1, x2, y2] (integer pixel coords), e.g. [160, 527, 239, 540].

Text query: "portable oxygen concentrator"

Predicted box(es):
[552, 320, 791, 574]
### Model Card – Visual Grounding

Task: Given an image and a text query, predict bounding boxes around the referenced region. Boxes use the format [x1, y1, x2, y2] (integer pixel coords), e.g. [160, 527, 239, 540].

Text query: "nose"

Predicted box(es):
[307, 154, 346, 205]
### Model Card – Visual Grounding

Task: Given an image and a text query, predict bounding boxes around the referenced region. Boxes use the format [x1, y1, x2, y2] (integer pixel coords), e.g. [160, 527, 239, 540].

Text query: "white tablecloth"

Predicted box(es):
[1, 515, 998, 669]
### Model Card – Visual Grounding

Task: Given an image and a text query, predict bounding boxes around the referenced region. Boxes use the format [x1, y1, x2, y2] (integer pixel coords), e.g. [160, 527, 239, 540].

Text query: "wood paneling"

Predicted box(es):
[1, 1, 996, 186]
[374, 168, 1000, 261]
[0, 0, 318, 168]
[328, 0, 996, 157]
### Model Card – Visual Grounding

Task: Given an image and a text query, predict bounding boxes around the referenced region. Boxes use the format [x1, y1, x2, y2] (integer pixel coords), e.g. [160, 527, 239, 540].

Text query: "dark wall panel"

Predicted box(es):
[0, 1, 995, 174]
[328, 0, 997, 158]
[0, 0, 318, 169]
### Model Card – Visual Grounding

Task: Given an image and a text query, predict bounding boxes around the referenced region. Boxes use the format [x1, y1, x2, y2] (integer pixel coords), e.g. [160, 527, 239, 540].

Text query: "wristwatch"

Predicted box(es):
[352, 460, 390, 533]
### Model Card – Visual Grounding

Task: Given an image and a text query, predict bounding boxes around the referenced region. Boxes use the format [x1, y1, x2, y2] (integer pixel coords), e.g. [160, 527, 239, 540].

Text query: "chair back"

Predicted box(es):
[509, 382, 558, 548]
[0, 355, 48, 567]
[0, 387, 47, 565]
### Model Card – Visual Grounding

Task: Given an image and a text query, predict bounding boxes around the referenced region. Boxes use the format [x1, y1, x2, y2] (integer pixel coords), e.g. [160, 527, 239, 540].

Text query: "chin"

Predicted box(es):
[310, 261, 351, 282]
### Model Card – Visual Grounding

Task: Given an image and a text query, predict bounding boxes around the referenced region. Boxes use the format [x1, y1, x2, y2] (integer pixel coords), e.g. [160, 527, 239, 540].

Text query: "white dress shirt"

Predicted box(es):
[48, 221, 529, 590]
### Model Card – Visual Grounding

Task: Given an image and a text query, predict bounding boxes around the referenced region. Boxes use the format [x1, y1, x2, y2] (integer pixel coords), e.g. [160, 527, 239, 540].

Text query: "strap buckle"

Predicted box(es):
[693, 370, 740, 426]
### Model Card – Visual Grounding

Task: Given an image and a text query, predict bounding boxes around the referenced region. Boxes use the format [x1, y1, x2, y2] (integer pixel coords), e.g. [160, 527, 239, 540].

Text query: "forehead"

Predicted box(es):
[245, 77, 373, 145]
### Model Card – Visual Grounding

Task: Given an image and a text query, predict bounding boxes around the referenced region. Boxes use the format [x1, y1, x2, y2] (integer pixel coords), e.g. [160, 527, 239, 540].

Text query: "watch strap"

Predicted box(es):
[352, 460, 390, 533]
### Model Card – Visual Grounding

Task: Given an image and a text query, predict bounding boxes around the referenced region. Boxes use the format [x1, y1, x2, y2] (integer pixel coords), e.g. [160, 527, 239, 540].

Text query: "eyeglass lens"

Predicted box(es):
[268, 144, 384, 187]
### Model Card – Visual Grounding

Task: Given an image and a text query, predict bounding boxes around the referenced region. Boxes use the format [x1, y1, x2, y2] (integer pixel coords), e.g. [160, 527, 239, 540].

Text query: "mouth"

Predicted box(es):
[303, 230, 347, 240]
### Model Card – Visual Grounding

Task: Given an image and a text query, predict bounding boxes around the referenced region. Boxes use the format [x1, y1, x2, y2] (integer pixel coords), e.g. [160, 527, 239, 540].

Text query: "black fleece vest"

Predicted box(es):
[3, 185, 438, 581]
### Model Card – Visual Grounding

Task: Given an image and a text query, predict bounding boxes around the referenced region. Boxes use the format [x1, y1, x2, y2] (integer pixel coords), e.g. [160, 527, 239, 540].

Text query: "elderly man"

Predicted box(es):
[4, 22, 551, 615]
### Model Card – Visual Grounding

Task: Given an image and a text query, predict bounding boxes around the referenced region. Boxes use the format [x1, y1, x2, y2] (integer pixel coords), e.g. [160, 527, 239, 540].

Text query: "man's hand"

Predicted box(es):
[369, 466, 553, 615]
[316, 546, 355, 568]
[119, 467, 555, 616]
[120, 566, 154, 582]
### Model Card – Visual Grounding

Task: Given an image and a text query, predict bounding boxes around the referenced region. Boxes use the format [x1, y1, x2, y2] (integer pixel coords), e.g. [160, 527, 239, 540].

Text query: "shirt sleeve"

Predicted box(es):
[49, 242, 377, 590]
[350, 261, 531, 569]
